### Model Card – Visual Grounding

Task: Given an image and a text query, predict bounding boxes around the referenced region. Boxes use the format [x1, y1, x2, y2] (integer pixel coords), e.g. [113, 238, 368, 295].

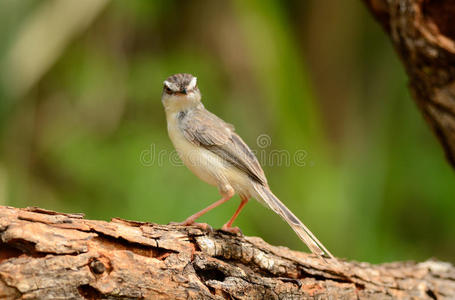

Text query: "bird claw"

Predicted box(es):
[169, 221, 213, 232]
[191, 222, 213, 231]
[221, 225, 242, 235]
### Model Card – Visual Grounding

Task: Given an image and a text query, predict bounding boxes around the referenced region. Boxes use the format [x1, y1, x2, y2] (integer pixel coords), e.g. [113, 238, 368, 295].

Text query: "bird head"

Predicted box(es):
[162, 73, 201, 112]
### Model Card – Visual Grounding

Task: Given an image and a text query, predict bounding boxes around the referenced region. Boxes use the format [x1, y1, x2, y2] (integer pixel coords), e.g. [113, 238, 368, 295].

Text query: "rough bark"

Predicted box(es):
[363, 0, 455, 168]
[0, 206, 454, 299]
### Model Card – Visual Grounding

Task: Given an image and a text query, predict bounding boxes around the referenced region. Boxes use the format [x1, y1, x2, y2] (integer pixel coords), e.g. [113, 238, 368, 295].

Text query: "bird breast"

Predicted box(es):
[166, 111, 252, 197]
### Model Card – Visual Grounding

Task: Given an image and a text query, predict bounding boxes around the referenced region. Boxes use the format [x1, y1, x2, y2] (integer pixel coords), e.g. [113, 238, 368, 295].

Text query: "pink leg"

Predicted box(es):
[179, 190, 234, 226]
[221, 196, 249, 233]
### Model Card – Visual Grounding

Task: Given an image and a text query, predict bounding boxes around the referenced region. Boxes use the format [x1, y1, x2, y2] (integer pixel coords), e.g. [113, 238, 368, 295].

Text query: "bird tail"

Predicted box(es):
[254, 183, 334, 259]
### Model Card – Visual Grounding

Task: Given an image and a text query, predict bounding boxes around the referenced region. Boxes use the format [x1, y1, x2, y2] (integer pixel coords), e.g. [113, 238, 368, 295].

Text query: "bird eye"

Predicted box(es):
[165, 86, 172, 93]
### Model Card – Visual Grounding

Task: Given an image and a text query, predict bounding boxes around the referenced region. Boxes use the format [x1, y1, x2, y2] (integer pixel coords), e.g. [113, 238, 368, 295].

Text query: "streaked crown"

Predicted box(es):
[163, 73, 198, 95]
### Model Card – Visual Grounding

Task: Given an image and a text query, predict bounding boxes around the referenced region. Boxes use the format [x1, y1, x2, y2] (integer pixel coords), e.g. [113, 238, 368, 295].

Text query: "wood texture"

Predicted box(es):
[0, 206, 454, 299]
[363, 0, 455, 168]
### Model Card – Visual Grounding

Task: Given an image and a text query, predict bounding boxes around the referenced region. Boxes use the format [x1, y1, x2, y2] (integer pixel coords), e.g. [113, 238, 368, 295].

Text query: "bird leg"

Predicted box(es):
[175, 190, 234, 229]
[221, 196, 248, 234]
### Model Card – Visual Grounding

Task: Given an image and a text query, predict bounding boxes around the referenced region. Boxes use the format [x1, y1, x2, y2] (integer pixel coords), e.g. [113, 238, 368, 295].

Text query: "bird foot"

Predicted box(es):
[169, 221, 213, 231]
[221, 224, 242, 235]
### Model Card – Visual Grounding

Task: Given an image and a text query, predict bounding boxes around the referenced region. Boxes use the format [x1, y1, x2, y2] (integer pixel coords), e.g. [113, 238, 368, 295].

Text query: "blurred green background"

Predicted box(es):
[1, 0, 454, 264]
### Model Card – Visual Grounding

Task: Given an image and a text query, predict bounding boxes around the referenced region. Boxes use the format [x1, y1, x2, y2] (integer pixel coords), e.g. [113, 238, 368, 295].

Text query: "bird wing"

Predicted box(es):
[179, 108, 267, 185]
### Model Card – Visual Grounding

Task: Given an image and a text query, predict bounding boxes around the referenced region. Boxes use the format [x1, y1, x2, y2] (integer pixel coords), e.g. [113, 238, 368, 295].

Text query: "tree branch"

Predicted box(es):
[0, 206, 454, 299]
[363, 0, 455, 168]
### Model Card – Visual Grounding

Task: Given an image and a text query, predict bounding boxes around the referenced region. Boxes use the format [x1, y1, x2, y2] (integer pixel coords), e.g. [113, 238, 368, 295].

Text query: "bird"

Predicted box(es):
[161, 73, 333, 259]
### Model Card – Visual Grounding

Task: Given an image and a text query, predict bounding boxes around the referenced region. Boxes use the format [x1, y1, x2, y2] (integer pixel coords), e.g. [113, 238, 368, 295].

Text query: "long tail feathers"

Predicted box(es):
[254, 184, 334, 259]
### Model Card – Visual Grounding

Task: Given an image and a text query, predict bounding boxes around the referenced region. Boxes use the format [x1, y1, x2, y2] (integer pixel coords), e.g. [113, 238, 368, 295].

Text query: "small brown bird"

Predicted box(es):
[161, 73, 333, 259]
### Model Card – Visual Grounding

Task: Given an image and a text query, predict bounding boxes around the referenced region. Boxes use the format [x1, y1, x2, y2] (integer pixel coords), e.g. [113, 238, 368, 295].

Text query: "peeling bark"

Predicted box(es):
[363, 0, 455, 168]
[0, 206, 454, 299]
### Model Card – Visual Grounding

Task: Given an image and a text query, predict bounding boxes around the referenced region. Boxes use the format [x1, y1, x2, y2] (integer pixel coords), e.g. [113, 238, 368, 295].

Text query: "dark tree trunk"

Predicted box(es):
[363, 0, 455, 168]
